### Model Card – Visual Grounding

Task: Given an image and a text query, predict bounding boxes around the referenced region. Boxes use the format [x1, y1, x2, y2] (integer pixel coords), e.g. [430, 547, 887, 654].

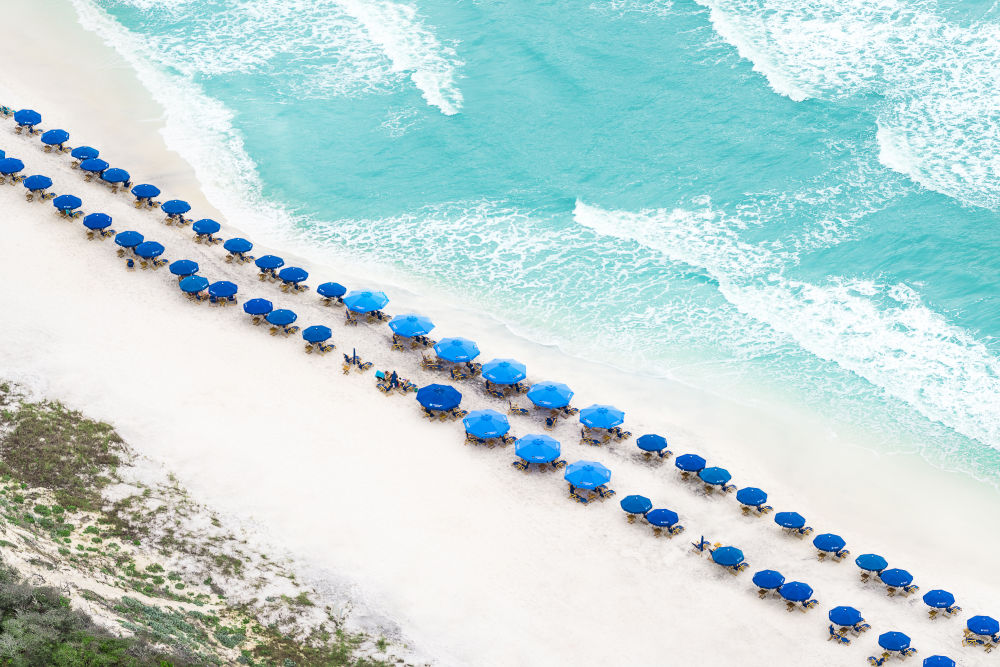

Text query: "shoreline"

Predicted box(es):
[1, 1, 998, 665]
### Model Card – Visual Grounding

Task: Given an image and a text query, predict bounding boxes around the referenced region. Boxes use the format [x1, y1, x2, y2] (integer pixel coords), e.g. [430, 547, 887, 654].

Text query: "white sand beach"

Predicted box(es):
[1, 2, 999, 665]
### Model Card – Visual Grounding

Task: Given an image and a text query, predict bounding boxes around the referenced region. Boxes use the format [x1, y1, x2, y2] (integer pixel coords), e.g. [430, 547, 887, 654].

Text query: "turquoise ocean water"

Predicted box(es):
[81, 0, 999, 478]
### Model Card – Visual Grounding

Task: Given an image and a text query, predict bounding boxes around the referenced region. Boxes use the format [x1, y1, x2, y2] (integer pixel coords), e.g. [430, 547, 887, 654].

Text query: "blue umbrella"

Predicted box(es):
[752, 570, 784, 590]
[23, 175, 52, 191]
[675, 454, 706, 472]
[736, 487, 767, 507]
[564, 461, 612, 489]
[774, 512, 806, 529]
[71, 146, 99, 160]
[82, 213, 112, 230]
[779, 582, 813, 602]
[134, 241, 164, 259]
[698, 467, 731, 486]
[302, 325, 332, 343]
[619, 494, 652, 516]
[179, 276, 209, 293]
[462, 410, 510, 439]
[416, 384, 462, 412]
[41, 129, 69, 145]
[813, 533, 846, 553]
[265, 309, 297, 326]
[855, 554, 888, 572]
[279, 267, 308, 284]
[515, 435, 561, 463]
[243, 298, 273, 316]
[580, 404, 625, 429]
[389, 314, 435, 337]
[829, 606, 862, 626]
[79, 158, 109, 173]
[711, 546, 744, 567]
[922, 590, 955, 609]
[879, 569, 913, 587]
[968, 615, 1000, 636]
[52, 195, 82, 211]
[114, 231, 143, 248]
[645, 509, 679, 527]
[527, 382, 574, 409]
[193, 218, 221, 235]
[317, 282, 347, 298]
[0, 158, 24, 174]
[161, 199, 191, 215]
[434, 337, 480, 362]
[482, 359, 527, 385]
[208, 281, 238, 298]
[922, 657, 955, 667]
[14, 109, 41, 126]
[636, 434, 669, 453]
[255, 255, 284, 271]
[131, 183, 160, 199]
[169, 260, 199, 277]
[344, 290, 389, 313]
[223, 237, 252, 254]
[878, 632, 911, 652]
[101, 168, 130, 183]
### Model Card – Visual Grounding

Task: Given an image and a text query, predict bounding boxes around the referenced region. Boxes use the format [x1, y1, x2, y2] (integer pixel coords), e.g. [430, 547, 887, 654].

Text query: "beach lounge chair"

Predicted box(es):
[420, 356, 443, 371]
[345, 311, 359, 326]
[828, 625, 851, 645]
[867, 655, 887, 666]
[901, 584, 919, 596]
[853, 622, 871, 634]
[500, 435, 516, 446]
[802, 599, 818, 609]
[486, 387, 506, 399]
[794, 526, 813, 537]
[508, 402, 529, 416]
[512, 458, 529, 471]
[901, 648, 917, 658]
[450, 367, 472, 380]
[596, 485, 616, 500]
[552, 459, 567, 469]
[944, 604, 962, 617]
[691, 537, 711, 554]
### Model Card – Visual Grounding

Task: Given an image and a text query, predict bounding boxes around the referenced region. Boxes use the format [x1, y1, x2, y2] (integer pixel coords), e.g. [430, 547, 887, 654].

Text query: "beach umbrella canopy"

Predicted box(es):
[179, 275, 209, 293]
[922, 657, 955, 667]
[208, 281, 238, 298]
[435, 337, 480, 362]
[462, 410, 510, 439]
[101, 168, 130, 184]
[675, 454, 706, 472]
[779, 582, 813, 602]
[736, 487, 767, 507]
[879, 569, 913, 588]
[0, 158, 24, 175]
[855, 553, 888, 572]
[564, 461, 612, 489]
[968, 616, 1000, 636]
[41, 129, 69, 145]
[752, 570, 784, 590]
[317, 282, 347, 298]
[416, 384, 462, 412]
[161, 199, 191, 215]
[302, 325, 332, 343]
[698, 466, 731, 486]
[23, 175, 52, 191]
[922, 590, 955, 609]
[52, 194, 82, 211]
[223, 237, 252, 254]
[79, 158, 109, 173]
[579, 404, 625, 429]
[645, 509, 679, 527]
[169, 259, 199, 277]
[389, 314, 435, 338]
[515, 435, 561, 463]
[255, 255, 284, 271]
[14, 109, 41, 126]
[278, 266, 309, 284]
[265, 309, 297, 326]
[114, 231, 143, 248]
[344, 290, 389, 313]
[71, 146, 99, 160]
[131, 183, 160, 198]
[619, 494, 652, 516]
[813, 533, 846, 553]
[878, 632, 911, 652]
[829, 606, 862, 627]
[243, 298, 273, 316]
[134, 241, 164, 259]
[774, 512, 806, 529]
[482, 359, 527, 385]
[192, 218, 221, 235]
[711, 546, 744, 567]
[82, 213, 112, 230]
[636, 433, 669, 453]
[527, 382, 574, 409]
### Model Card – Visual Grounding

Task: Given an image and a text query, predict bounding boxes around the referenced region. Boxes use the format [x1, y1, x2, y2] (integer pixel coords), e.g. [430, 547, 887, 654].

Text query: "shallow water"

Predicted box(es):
[83, 0, 1000, 480]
